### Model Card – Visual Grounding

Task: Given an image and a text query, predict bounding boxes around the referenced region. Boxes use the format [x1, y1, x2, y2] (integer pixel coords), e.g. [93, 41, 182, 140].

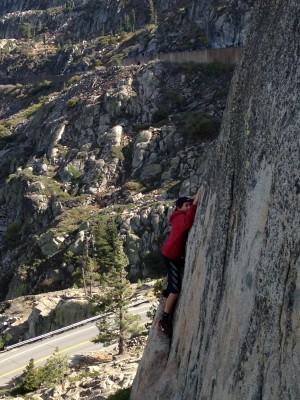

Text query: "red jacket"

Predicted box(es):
[162, 204, 197, 260]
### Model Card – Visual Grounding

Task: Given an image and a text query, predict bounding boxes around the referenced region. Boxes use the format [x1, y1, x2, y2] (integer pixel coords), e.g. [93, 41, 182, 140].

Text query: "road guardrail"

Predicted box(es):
[4, 299, 148, 352]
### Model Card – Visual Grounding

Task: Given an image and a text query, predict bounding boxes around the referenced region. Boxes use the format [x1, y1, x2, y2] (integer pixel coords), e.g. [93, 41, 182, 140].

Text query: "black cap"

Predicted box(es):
[175, 196, 192, 208]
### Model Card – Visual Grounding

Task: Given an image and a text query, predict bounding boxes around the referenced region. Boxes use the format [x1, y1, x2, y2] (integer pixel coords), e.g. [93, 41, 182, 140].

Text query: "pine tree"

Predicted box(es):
[94, 220, 141, 354]
[130, 9, 136, 31]
[39, 348, 69, 387]
[124, 14, 131, 32]
[148, 0, 156, 24]
[21, 23, 33, 40]
[19, 358, 40, 393]
[93, 217, 116, 273]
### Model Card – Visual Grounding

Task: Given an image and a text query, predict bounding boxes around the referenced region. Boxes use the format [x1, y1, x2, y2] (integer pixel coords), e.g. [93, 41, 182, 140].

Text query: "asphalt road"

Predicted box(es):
[0, 301, 152, 387]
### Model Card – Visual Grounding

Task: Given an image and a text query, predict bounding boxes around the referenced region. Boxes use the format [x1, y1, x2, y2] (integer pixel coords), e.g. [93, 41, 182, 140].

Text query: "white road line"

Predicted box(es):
[0, 324, 98, 364]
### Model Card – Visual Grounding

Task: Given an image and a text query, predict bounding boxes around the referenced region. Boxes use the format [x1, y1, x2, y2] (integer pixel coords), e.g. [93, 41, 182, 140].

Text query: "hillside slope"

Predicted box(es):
[0, 0, 249, 345]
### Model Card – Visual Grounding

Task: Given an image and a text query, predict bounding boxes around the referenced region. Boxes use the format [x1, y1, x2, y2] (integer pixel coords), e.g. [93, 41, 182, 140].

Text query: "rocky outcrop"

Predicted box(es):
[131, 1, 300, 399]
[0, 60, 231, 298]
[0, 0, 253, 52]
[0, 0, 151, 40]
[0, 289, 94, 342]
[0, 0, 83, 17]
[0, 336, 147, 399]
[188, 0, 254, 48]
[0, 0, 254, 83]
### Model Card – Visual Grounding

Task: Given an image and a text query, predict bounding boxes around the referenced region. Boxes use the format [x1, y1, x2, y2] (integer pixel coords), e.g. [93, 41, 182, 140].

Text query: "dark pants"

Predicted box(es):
[163, 256, 184, 295]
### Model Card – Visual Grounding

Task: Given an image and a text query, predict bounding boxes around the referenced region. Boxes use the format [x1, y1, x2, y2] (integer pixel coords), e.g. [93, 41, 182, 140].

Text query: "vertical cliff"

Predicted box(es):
[131, 1, 300, 399]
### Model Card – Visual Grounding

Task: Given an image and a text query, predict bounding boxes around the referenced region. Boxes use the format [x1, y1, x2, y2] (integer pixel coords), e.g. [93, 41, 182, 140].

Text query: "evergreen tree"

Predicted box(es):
[130, 9, 136, 31]
[81, 232, 99, 296]
[19, 358, 40, 393]
[93, 217, 115, 273]
[39, 348, 69, 387]
[124, 14, 131, 32]
[148, 0, 156, 24]
[94, 220, 141, 354]
[0, 333, 12, 350]
[21, 23, 33, 40]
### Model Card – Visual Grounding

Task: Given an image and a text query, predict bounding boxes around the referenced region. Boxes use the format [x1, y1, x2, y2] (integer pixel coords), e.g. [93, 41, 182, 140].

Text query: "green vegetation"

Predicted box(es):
[111, 146, 124, 160]
[143, 251, 165, 278]
[40, 348, 69, 387]
[68, 166, 82, 179]
[132, 123, 151, 132]
[4, 221, 22, 248]
[148, 0, 156, 24]
[11, 350, 69, 395]
[67, 96, 80, 107]
[3, 98, 45, 128]
[125, 181, 143, 191]
[13, 359, 40, 393]
[0, 125, 13, 149]
[21, 22, 33, 40]
[65, 0, 74, 11]
[92, 216, 117, 274]
[153, 278, 165, 297]
[0, 125, 9, 138]
[54, 206, 94, 235]
[152, 109, 169, 123]
[107, 387, 131, 400]
[65, 75, 82, 87]
[181, 111, 221, 140]
[30, 80, 52, 95]
[93, 220, 141, 354]
[163, 89, 185, 109]
[0, 334, 13, 351]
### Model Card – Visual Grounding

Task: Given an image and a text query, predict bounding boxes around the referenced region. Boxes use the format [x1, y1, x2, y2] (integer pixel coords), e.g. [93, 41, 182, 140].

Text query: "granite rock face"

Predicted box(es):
[0, 0, 253, 52]
[188, 0, 254, 48]
[131, 1, 300, 399]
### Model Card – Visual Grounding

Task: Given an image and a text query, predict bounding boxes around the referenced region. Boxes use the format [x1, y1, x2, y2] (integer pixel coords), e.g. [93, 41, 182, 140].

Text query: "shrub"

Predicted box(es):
[21, 359, 40, 392]
[143, 251, 165, 278]
[4, 221, 22, 247]
[111, 146, 124, 160]
[132, 123, 150, 132]
[163, 89, 185, 109]
[181, 111, 221, 140]
[125, 181, 143, 191]
[39, 348, 69, 387]
[0, 124, 10, 146]
[111, 55, 122, 66]
[153, 278, 165, 297]
[0, 124, 9, 139]
[11, 350, 69, 395]
[21, 22, 33, 39]
[31, 80, 52, 95]
[68, 166, 82, 179]
[107, 387, 131, 400]
[0, 333, 13, 350]
[151, 109, 168, 123]
[65, 75, 82, 87]
[67, 96, 79, 107]
[5, 99, 45, 128]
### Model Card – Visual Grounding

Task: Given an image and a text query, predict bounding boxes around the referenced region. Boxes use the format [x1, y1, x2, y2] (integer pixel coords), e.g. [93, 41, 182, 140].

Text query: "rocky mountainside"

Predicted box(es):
[0, 0, 254, 350]
[0, 61, 233, 304]
[131, 1, 300, 399]
[0, 0, 254, 79]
